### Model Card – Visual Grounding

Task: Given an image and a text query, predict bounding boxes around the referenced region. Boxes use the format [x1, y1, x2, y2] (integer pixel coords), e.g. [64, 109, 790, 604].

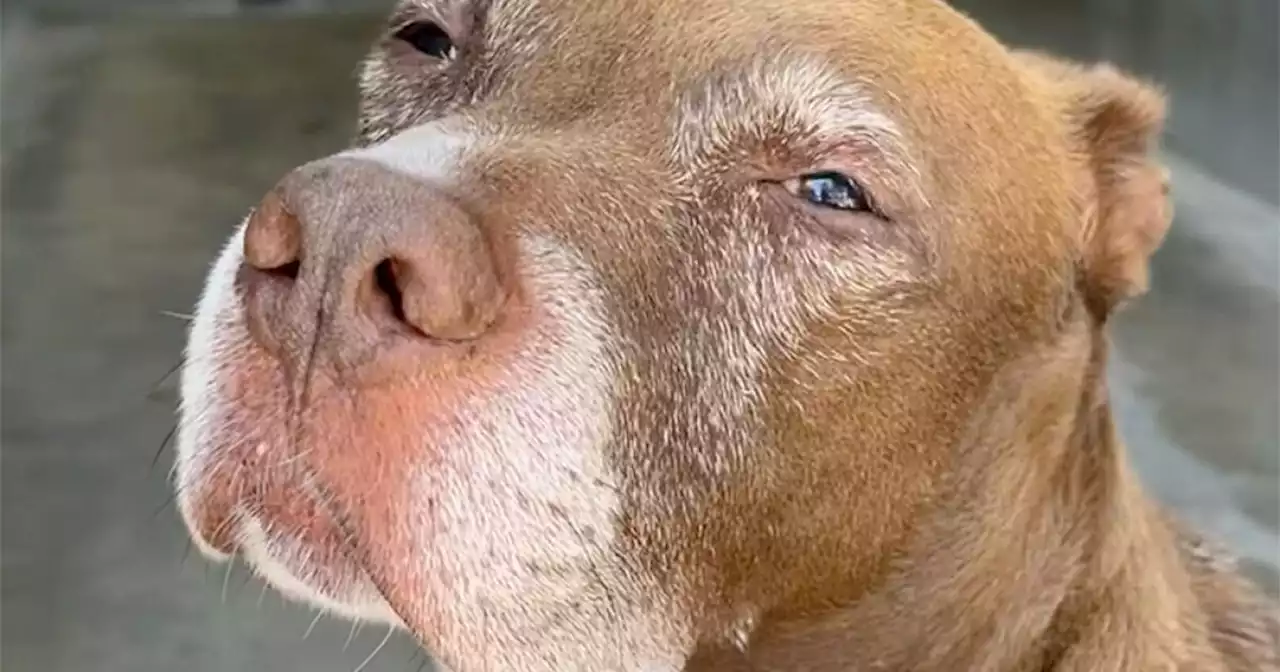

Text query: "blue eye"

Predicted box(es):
[797, 172, 871, 212]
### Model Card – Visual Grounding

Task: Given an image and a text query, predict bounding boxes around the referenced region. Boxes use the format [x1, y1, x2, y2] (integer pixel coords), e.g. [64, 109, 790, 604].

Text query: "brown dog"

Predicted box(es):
[172, 0, 1279, 669]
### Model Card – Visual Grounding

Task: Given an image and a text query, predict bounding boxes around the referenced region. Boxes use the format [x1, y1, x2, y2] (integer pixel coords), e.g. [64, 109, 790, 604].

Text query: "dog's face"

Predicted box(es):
[175, 0, 1170, 669]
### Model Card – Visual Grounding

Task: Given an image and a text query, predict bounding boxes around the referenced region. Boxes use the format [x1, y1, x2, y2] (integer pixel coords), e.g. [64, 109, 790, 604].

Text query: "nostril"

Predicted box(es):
[374, 258, 409, 326]
[266, 259, 301, 280]
[370, 256, 497, 341]
[370, 247, 503, 342]
[244, 190, 302, 273]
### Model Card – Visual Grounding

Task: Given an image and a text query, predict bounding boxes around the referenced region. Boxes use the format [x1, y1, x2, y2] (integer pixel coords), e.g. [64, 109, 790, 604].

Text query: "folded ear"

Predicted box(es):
[1016, 50, 1173, 320]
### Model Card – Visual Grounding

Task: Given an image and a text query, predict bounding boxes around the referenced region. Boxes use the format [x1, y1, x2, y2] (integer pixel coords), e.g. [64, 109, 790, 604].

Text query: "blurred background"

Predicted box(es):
[2, 0, 1276, 670]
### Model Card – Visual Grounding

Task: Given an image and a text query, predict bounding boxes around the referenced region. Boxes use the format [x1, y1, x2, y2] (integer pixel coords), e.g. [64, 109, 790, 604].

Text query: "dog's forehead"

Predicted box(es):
[394, 0, 1011, 134]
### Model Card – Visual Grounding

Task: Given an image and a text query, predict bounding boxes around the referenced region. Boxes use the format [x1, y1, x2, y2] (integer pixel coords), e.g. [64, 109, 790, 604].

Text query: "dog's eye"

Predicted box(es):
[791, 172, 872, 212]
[394, 21, 457, 60]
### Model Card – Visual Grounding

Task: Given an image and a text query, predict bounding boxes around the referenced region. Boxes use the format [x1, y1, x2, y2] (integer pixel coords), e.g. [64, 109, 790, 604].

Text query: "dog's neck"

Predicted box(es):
[688, 321, 1209, 672]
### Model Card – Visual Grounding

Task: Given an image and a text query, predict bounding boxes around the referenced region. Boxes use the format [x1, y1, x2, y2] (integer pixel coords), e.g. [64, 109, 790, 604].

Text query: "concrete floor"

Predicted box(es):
[2, 11, 1277, 672]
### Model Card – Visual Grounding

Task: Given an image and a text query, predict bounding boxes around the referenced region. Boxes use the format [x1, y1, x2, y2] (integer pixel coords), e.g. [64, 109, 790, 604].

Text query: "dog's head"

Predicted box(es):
[175, 0, 1171, 669]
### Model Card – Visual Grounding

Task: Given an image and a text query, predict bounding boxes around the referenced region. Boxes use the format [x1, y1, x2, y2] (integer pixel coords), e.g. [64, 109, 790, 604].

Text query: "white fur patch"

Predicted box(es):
[403, 236, 693, 669]
[339, 122, 474, 185]
[175, 222, 250, 562]
[671, 54, 908, 171]
[237, 515, 401, 625]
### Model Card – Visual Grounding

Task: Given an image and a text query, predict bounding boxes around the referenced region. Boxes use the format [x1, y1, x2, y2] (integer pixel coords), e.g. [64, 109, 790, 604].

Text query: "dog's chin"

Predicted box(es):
[175, 354, 438, 634]
[175, 417, 406, 628]
[235, 515, 404, 626]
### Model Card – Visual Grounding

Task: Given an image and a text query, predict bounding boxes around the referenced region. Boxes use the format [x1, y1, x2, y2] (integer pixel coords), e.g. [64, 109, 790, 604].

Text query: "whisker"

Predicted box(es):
[146, 358, 186, 401]
[151, 489, 183, 520]
[161, 310, 195, 322]
[153, 449, 238, 522]
[151, 468, 214, 520]
[198, 513, 240, 554]
[221, 557, 235, 604]
[152, 457, 209, 520]
[344, 620, 363, 651]
[404, 649, 431, 672]
[353, 625, 395, 672]
[269, 448, 315, 472]
[150, 424, 179, 474]
[304, 610, 325, 640]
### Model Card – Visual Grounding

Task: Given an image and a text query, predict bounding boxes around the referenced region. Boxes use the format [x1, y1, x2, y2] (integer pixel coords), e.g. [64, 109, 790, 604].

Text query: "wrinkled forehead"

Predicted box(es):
[392, 0, 1017, 141]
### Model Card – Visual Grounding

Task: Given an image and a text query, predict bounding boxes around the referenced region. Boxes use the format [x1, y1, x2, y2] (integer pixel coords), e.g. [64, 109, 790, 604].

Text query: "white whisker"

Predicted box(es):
[353, 625, 395, 672]
[344, 620, 363, 651]
[221, 557, 235, 604]
[304, 610, 325, 640]
[271, 448, 315, 471]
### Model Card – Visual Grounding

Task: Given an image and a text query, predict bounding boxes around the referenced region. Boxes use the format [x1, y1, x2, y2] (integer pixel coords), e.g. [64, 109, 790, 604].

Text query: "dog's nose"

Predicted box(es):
[240, 158, 505, 368]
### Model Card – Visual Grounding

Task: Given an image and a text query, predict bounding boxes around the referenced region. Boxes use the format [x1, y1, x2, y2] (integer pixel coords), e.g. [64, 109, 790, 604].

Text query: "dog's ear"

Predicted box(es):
[1017, 51, 1172, 319]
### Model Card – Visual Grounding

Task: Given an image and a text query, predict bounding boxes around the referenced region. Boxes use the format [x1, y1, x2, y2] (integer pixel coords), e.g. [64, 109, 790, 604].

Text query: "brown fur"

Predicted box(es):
[174, 1, 1279, 670]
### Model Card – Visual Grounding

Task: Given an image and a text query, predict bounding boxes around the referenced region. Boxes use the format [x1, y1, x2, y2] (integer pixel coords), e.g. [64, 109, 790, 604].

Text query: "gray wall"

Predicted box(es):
[952, 0, 1279, 206]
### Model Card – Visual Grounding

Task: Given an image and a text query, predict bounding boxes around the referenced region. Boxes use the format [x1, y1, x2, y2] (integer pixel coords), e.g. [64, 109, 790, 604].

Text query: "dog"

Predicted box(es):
[172, 0, 1280, 669]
